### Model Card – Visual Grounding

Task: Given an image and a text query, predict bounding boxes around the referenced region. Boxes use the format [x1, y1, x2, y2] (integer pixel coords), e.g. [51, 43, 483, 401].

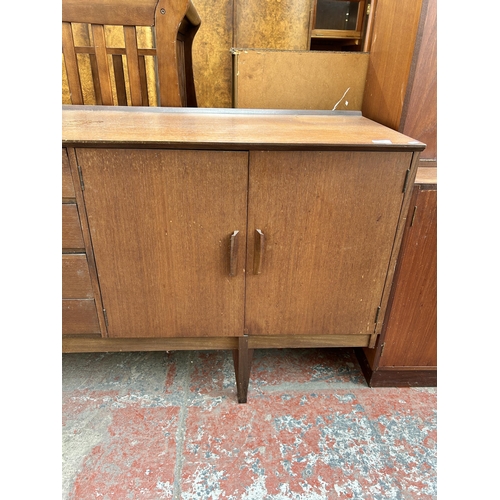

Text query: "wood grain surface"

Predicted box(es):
[191, 0, 234, 108]
[400, 0, 437, 159]
[244, 150, 412, 336]
[233, 49, 368, 110]
[76, 148, 249, 338]
[62, 204, 85, 250]
[378, 186, 437, 367]
[62, 148, 76, 199]
[62, 299, 101, 334]
[362, 0, 424, 130]
[234, 0, 311, 50]
[63, 107, 426, 151]
[62, 254, 94, 299]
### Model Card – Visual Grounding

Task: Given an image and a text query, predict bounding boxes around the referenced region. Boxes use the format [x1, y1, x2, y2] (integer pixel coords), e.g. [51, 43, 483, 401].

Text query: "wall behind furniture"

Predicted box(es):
[190, 0, 234, 108]
[192, 0, 312, 108]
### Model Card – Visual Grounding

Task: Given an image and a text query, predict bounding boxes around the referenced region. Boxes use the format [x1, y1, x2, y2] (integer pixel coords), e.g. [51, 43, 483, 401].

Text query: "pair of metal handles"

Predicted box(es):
[229, 229, 264, 277]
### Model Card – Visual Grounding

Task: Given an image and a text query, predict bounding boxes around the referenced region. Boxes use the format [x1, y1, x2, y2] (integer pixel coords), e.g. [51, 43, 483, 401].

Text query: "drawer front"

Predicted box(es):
[62, 299, 100, 335]
[62, 254, 93, 299]
[62, 204, 85, 250]
[62, 149, 75, 199]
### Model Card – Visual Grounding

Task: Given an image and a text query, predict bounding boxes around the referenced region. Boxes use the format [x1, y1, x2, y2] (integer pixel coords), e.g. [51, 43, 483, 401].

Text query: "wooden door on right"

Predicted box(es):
[244, 150, 413, 337]
[378, 185, 437, 368]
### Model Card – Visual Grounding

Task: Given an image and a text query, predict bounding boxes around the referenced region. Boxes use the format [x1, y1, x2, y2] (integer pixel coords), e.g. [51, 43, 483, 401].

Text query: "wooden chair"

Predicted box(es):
[62, 0, 201, 107]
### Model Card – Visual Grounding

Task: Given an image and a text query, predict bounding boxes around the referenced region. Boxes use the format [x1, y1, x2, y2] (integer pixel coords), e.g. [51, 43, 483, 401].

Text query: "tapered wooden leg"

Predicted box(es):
[232, 335, 253, 403]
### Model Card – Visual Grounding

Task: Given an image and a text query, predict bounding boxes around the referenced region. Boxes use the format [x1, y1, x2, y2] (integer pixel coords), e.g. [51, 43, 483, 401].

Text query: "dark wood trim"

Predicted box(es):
[233, 336, 253, 404]
[355, 346, 437, 387]
[370, 368, 436, 387]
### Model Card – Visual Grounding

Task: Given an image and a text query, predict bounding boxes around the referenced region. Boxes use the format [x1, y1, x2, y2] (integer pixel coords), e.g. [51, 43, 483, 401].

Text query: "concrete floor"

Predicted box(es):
[62, 348, 437, 499]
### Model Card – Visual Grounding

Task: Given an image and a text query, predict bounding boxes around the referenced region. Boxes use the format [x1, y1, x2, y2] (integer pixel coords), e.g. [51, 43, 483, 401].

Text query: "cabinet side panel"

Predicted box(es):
[378, 188, 437, 367]
[76, 149, 248, 338]
[245, 150, 412, 336]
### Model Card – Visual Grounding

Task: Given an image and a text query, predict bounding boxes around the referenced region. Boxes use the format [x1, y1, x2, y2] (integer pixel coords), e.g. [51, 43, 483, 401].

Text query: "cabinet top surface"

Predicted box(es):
[62, 106, 426, 151]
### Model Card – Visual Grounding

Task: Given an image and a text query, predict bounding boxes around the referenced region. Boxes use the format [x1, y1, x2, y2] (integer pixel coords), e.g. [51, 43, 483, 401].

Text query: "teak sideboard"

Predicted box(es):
[62, 106, 425, 402]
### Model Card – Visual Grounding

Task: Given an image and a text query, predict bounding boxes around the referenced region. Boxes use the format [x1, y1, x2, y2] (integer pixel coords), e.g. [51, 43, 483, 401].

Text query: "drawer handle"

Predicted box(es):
[253, 229, 265, 275]
[229, 230, 239, 277]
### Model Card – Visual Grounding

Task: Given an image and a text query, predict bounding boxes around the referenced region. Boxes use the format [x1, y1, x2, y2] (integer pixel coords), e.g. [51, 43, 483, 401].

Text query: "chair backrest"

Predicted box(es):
[62, 0, 201, 107]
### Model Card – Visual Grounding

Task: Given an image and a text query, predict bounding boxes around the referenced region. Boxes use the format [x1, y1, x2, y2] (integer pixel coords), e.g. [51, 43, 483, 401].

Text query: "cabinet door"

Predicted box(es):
[76, 149, 248, 338]
[378, 186, 437, 367]
[245, 150, 412, 336]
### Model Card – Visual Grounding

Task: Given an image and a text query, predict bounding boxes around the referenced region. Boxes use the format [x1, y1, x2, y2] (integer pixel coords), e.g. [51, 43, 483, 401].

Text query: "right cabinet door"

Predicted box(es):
[244, 150, 412, 336]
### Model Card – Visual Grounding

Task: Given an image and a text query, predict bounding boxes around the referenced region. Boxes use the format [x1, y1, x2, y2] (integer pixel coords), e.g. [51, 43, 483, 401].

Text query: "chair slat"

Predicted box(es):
[138, 55, 149, 105]
[124, 26, 143, 106]
[92, 24, 114, 105]
[112, 55, 128, 105]
[62, 23, 84, 104]
[62, 0, 200, 108]
[89, 54, 102, 104]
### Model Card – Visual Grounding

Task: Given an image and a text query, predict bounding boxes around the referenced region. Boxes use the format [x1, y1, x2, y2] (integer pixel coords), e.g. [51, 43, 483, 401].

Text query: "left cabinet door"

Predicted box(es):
[76, 149, 248, 338]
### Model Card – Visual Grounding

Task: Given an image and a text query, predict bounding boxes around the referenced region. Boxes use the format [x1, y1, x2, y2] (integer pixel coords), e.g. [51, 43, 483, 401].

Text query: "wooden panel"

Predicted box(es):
[235, 0, 311, 50]
[415, 165, 437, 184]
[62, 0, 158, 26]
[63, 336, 239, 352]
[91, 24, 114, 105]
[62, 254, 94, 299]
[62, 299, 100, 335]
[362, 0, 424, 130]
[62, 149, 75, 199]
[76, 148, 248, 338]
[368, 369, 437, 387]
[62, 203, 85, 250]
[248, 334, 371, 349]
[378, 187, 437, 367]
[355, 349, 436, 387]
[245, 150, 412, 336]
[63, 108, 426, 151]
[191, 0, 234, 108]
[62, 23, 84, 105]
[124, 26, 144, 106]
[400, 0, 437, 159]
[233, 50, 368, 110]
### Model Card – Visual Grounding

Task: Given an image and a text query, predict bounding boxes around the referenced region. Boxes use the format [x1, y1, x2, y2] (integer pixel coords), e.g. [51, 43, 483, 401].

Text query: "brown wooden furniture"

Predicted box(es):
[357, 0, 437, 386]
[357, 169, 436, 386]
[62, 0, 201, 107]
[232, 49, 368, 110]
[62, 149, 102, 337]
[62, 106, 425, 402]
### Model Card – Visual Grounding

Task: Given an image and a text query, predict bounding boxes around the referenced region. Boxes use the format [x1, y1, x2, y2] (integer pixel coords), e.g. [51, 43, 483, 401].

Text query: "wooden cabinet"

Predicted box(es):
[357, 180, 437, 385]
[62, 107, 424, 402]
[357, 0, 437, 386]
[62, 148, 101, 337]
